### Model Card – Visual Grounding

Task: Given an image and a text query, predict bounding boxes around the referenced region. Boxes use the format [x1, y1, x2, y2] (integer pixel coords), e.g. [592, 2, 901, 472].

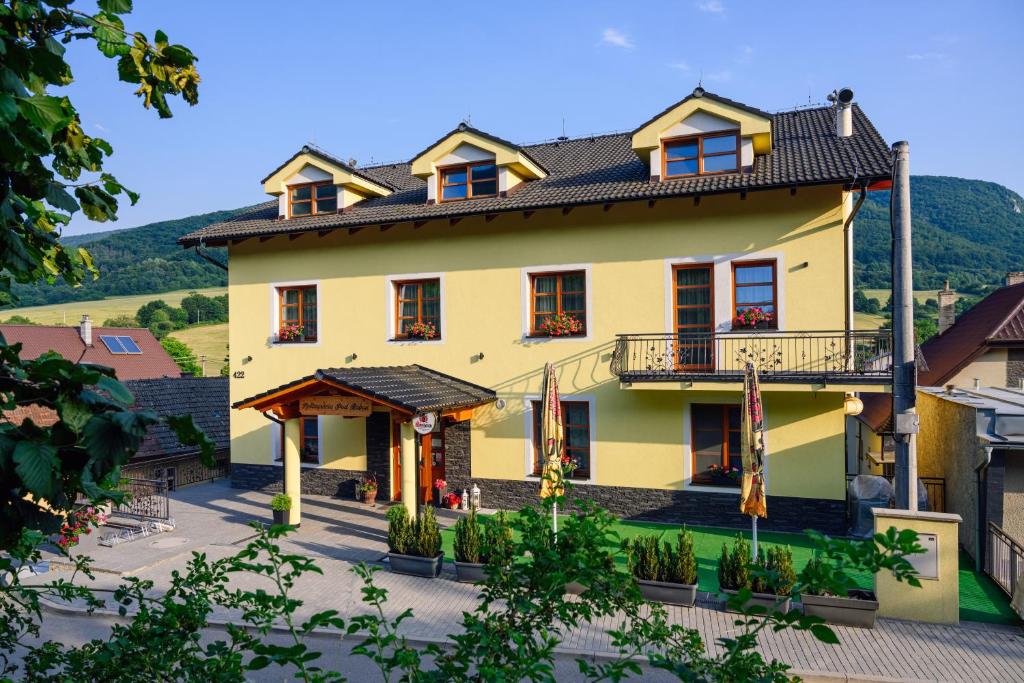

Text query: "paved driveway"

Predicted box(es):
[32, 481, 1024, 682]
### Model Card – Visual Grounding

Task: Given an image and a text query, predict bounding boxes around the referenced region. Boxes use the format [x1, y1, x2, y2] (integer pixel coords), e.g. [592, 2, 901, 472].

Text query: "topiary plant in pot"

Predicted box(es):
[453, 510, 485, 583]
[387, 505, 444, 578]
[626, 528, 699, 607]
[270, 494, 291, 526]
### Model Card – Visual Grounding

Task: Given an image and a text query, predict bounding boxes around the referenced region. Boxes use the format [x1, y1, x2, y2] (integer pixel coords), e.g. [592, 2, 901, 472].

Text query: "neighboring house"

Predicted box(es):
[180, 87, 894, 534]
[0, 315, 181, 380]
[851, 280, 1024, 480]
[122, 377, 230, 490]
[916, 385, 1024, 568]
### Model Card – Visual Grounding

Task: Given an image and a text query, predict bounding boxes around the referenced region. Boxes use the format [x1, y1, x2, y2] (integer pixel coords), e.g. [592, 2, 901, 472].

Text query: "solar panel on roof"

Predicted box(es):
[99, 335, 126, 353]
[118, 336, 142, 354]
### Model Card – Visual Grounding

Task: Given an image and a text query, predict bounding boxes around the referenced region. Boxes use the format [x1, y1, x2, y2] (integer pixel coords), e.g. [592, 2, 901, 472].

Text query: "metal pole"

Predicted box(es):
[414, 432, 421, 522]
[891, 141, 919, 511]
[752, 517, 758, 562]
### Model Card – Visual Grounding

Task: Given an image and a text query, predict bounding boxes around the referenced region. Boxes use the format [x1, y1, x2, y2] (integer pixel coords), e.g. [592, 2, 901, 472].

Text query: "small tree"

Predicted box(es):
[103, 314, 138, 327]
[414, 506, 442, 558]
[2, 315, 36, 325]
[386, 505, 413, 555]
[453, 510, 483, 563]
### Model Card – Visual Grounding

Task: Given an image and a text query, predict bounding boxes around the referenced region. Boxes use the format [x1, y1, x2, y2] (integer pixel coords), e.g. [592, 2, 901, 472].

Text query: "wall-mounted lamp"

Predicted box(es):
[346, 352, 358, 363]
[843, 392, 864, 416]
[476, 352, 485, 360]
[242, 355, 253, 364]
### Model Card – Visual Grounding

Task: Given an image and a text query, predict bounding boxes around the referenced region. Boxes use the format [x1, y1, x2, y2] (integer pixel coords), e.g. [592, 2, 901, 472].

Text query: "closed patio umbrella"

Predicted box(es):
[539, 362, 564, 537]
[740, 361, 768, 560]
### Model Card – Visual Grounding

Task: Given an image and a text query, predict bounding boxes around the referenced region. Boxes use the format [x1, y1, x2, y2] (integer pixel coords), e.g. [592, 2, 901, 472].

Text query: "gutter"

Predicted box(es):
[976, 445, 993, 573]
[194, 240, 228, 271]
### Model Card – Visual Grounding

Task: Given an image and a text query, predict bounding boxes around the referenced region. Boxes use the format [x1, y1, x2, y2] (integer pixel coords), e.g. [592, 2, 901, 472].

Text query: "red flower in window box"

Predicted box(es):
[278, 324, 305, 342]
[407, 321, 438, 340]
[733, 307, 774, 329]
[539, 313, 584, 337]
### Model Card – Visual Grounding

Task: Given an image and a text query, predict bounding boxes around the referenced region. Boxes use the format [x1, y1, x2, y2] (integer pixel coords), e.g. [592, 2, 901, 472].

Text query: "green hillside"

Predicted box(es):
[855, 176, 1024, 293]
[5, 206, 254, 308]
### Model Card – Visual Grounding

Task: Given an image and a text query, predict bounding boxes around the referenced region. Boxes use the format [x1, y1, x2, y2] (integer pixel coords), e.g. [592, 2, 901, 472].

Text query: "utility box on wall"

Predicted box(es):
[872, 508, 962, 624]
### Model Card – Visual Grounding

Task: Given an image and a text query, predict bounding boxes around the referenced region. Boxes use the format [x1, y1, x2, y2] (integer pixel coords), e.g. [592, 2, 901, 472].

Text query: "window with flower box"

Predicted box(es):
[278, 285, 317, 342]
[732, 260, 777, 329]
[288, 181, 337, 217]
[531, 400, 590, 479]
[530, 270, 586, 337]
[691, 404, 740, 486]
[394, 279, 441, 340]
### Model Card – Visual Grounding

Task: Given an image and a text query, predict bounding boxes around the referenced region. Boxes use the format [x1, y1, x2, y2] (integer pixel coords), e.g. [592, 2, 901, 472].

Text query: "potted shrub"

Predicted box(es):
[718, 534, 794, 613]
[453, 510, 485, 583]
[270, 494, 291, 526]
[625, 528, 699, 606]
[386, 505, 444, 578]
[434, 478, 447, 506]
[799, 555, 880, 629]
[441, 491, 461, 510]
[358, 475, 378, 505]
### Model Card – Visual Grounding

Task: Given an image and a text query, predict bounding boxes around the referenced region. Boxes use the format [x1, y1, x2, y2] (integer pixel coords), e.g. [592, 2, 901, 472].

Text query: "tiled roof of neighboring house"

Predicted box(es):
[234, 364, 496, 414]
[856, 282, 1024, 434]
[180, 102, 891, 246]
[127, 377, 229, 459]
[0, 324, 181, 380]
[918, 282, 1024, 387]
[2, 404, 58, 428]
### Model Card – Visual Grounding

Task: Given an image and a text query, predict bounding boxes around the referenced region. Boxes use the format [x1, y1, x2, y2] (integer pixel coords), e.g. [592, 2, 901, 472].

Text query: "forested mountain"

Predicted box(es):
[6, 206, 252, 307]
[6, 176, 1022, 308]
[855, 176, 1024, 293]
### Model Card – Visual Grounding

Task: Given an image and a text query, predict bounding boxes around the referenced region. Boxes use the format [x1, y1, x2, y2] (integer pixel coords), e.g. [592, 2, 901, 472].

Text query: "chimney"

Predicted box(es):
[937, 279, 956, 334]
[79, 314, 92, 346]
[828, 87, 854, 138]
[1007, 271, 1024, 286]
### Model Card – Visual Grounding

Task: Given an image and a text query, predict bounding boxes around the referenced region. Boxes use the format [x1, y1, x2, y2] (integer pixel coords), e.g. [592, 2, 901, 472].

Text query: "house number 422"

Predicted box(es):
[232, 370, 245, 379]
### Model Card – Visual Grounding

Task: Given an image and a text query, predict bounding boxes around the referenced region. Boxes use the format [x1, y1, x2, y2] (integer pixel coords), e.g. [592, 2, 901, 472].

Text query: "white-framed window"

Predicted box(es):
[385, 272, 446, 344]
[269, 279, 321, 346]
[271, 417, 323, 467]
[520, 264, 593, 342]
[522, 394, 596, 484]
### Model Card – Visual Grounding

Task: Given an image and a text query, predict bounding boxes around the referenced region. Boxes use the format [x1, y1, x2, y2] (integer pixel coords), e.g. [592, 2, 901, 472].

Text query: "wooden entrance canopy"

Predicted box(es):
[233, 364, 497, 419]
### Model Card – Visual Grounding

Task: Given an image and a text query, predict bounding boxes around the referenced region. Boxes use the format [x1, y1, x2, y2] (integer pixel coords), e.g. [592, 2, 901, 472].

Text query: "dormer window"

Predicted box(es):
[439, 162, 497, 201]
[663, 131, 740, 178]
[288, 181, 337, 217]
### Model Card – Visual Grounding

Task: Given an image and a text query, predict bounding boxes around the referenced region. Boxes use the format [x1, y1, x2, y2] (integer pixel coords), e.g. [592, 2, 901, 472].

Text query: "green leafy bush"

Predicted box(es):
[269, 494, 291, 511]
[799, 528, 924, 597]
[482, 509, 514, 565]
[625, 535, 660, 581]
[717, 533, 752, 591]
[662, 528, 698, 586]
[386, 505, 413, 555]
[626, 528, 698, 585]
[453, 510, 483, 563]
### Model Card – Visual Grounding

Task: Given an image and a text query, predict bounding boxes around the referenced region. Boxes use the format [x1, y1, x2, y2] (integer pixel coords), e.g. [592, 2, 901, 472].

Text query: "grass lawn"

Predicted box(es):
[3, 287, 227, 326]
[440, 514, 1020, 625]
[170, 323, 228, 375]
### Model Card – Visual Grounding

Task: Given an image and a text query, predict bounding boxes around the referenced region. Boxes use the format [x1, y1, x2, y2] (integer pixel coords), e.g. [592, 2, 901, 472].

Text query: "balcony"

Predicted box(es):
[610, 330, 893, 385]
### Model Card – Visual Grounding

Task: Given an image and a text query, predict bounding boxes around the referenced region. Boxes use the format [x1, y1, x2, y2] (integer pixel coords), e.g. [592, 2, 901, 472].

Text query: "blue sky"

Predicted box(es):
[63, 0, 1024, 235]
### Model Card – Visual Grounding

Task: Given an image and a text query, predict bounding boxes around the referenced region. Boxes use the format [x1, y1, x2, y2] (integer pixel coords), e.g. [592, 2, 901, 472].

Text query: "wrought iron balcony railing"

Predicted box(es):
[611, 329, 893, 384]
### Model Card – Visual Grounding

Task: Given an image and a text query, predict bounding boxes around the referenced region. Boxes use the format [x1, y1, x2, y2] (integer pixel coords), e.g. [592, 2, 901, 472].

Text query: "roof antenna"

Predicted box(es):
[557, 117, 568, 142]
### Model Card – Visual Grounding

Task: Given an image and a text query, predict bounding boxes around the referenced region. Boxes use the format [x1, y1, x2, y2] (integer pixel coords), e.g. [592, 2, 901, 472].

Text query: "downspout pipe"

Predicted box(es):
[843, 184, 867, 335]
[976, 445, 993, 573]
[194, 239, 228, 272]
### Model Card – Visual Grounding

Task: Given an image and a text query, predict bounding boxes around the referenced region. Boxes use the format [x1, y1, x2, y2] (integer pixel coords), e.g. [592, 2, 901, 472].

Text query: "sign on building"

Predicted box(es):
[299, 396, 373, 417]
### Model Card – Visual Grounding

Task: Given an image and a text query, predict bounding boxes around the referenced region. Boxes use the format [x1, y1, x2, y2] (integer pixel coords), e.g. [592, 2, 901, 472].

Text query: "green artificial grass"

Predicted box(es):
[439, 513, 1020, 625]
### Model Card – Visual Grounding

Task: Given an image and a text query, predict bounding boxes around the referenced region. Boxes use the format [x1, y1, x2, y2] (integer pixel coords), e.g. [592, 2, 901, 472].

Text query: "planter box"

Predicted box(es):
[272, 509, 287, 526]
[638, 579, 698, 607]
[801, 590, 879, 629]
[454, 560, 486, 583]
[388, 552, 444, 578]
[722, 588, 792, 614]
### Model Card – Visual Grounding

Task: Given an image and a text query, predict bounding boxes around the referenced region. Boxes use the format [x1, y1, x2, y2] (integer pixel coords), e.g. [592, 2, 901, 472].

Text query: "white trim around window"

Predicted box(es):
[270, 416, 323, 468]
[520, 263, 593, 343]
[522, 393, 596, 485]
[662, 251, 785, 335]
[268, 278, 322, 347]
[384, 271, 446, 345]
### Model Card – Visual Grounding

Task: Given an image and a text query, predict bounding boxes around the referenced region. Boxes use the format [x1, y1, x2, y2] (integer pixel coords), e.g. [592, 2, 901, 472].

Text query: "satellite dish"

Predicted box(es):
[837, 87, 854, 104]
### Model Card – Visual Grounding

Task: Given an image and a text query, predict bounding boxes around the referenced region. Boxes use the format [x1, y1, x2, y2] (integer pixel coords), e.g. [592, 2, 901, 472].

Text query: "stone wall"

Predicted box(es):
[443, 419, 472, 493]
[365, 412, 391, 499]
[1007, 349, 1024, 390]
[231, 463, 366, 498]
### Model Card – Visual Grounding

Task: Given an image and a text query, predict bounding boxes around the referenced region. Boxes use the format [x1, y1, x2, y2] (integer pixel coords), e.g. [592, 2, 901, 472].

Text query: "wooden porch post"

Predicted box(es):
[400, 421, 417, 518]
[283, 417, 302, 525]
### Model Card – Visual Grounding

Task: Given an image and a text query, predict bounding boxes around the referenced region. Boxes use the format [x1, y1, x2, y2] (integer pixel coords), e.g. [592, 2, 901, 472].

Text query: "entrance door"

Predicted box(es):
[673, 264, 714, 370]
[391, 421, 402, 501]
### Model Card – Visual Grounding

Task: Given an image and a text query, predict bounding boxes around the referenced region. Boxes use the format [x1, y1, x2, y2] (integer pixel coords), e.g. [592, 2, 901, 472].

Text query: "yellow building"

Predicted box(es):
[181, 88, 894, 533]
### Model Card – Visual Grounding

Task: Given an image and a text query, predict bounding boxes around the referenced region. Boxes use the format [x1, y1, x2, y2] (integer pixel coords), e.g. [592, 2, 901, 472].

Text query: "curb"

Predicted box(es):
[37, 595, 923, 682]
